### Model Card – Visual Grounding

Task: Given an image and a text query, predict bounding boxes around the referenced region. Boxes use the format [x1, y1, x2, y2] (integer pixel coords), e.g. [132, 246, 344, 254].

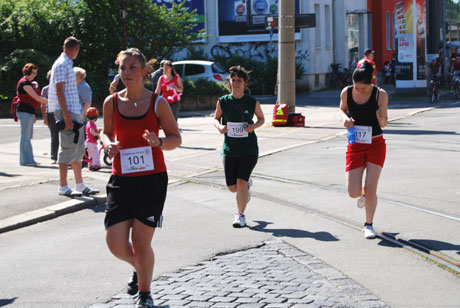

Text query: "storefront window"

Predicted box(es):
[348, 14, 359, 69]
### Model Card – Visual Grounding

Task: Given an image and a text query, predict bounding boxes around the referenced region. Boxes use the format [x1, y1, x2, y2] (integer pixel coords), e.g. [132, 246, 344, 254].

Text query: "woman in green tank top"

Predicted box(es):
[213, 65, 265, 228]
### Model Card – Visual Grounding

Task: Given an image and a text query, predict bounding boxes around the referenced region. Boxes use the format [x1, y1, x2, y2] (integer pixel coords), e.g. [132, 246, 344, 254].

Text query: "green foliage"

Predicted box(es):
[185, 46, 210, 61]
[211, 55, 304, 95]
[182, 78, 230, 97]
[0, 0, 204, 107]
[0, 49, 52, 98]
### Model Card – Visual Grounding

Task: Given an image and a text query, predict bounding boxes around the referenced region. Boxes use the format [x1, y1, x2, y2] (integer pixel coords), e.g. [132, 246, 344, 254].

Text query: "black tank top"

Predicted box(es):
[347, 85, 382, 136]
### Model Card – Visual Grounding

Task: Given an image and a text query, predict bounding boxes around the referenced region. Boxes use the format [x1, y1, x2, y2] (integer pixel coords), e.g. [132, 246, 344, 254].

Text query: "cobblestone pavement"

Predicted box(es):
[88, 240, 387, 308]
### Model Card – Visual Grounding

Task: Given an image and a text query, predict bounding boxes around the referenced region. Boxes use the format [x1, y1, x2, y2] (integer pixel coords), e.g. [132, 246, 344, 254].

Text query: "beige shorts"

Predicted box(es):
[55, 110, 85, 164]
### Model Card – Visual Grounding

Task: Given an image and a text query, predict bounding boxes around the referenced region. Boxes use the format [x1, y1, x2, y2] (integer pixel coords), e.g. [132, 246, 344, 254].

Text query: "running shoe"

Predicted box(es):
[127, 271, 138, 295]
[58, 186, 82, 197]
[363, 225, 377, 239]
[136, 293, 153, 308]
[247, 178, 253, 203]
[74, 185, 100, 196]
[232, 213, 246, 228]
[357, 195, 365, 208]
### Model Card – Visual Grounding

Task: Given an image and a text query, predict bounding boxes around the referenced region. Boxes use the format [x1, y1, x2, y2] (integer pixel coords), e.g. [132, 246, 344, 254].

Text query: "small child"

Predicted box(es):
[85, 107, 101, 171]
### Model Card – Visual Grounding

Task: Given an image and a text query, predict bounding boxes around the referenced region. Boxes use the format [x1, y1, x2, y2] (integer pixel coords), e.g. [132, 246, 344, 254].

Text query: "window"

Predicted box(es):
[315, 4, 321, 48]
[173, 64, 184, 76]
[212, 62, 226, 73]
[325, 5, 331, 49]
[386, 11, 391, 50]
[184, 64, 205, 76]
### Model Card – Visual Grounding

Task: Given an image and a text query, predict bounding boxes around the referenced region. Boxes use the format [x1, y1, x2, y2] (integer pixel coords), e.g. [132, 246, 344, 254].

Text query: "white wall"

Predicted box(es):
[173, 0, 370, 91]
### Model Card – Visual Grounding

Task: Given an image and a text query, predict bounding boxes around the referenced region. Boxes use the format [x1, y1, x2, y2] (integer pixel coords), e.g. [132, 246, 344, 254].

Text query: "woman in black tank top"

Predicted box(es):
[339, 62, 388, 239]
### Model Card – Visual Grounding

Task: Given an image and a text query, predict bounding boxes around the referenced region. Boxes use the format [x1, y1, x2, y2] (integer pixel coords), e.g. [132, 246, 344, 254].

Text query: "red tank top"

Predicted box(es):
[112, 93, 166, 176]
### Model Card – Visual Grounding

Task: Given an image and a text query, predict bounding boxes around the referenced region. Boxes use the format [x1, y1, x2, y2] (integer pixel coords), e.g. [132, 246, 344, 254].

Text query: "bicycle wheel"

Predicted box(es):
[429, 88, 435, 103]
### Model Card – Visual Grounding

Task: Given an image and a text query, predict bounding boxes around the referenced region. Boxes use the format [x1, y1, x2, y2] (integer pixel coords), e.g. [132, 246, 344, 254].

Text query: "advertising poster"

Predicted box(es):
[153, 0, 206, 35]
[394, 0, 426, 87]
[416, 0, 426, 81]
[218, 0, 300, 43]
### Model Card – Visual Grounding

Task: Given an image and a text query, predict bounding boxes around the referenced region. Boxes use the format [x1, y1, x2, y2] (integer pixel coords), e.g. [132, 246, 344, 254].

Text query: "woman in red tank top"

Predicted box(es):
[102, 48, 181, 307]
[154, 60, 183, 123]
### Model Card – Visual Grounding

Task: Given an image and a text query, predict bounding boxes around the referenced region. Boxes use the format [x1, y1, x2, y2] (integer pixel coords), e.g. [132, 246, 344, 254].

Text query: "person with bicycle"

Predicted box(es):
[450, 55, 460, 88]
[427, 58, 441, 85]
[85, 107, 101, 171]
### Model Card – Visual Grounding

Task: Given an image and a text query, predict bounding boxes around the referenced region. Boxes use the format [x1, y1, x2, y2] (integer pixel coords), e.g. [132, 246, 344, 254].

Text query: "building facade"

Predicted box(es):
[162, 0, 370, 91]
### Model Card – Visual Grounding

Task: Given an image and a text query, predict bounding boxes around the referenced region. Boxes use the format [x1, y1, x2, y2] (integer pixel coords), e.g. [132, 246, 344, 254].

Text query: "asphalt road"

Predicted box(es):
[0, 92, 460, 307]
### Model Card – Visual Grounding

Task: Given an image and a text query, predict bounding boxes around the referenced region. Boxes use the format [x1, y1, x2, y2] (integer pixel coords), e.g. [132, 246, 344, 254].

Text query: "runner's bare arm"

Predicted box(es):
[376, 88, 388, 128]
[339, 87, 354, 128]
[213, 100, 227, 134]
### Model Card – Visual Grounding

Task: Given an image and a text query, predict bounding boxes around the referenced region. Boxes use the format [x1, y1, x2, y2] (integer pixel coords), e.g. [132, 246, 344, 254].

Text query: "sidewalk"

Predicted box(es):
[1, 90, 459, 308]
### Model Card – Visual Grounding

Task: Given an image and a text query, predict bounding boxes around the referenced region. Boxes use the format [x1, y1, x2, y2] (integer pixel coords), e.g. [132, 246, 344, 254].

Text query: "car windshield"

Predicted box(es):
[212, 62, 226, 74]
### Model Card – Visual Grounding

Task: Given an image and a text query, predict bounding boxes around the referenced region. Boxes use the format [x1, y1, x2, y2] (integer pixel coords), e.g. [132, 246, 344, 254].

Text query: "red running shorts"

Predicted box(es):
[346, 135, 386, 172]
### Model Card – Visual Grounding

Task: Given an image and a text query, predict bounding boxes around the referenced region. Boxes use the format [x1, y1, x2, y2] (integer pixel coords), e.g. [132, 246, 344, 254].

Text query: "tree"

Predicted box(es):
[0, 0, 203, 105]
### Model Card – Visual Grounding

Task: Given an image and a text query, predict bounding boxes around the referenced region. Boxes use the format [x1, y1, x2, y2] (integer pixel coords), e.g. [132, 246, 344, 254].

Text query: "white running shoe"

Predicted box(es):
[363, 225, 377, 239]
[357, 195, 365, 208]
[247, 178, 253, 203]
[232, 213, 246, 228]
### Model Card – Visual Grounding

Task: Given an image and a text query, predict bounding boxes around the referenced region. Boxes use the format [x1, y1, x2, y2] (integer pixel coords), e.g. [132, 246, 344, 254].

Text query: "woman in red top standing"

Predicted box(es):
[102, 48, 181, 308]
[16, 63, 48, 166]
[155, 60, 183, 123]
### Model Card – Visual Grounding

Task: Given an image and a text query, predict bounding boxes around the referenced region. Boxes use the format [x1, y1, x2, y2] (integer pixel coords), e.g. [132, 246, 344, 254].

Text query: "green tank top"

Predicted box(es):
[219, 94, 258, 157]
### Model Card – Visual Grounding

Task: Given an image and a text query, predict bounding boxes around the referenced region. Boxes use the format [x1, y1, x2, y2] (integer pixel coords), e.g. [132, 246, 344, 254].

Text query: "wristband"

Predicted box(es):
[64, 114, 71, 120]
[157, 138, 163, 148]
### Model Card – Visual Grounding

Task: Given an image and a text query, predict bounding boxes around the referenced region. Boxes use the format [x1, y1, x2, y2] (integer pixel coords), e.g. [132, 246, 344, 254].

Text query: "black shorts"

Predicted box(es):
[104, 172, 168, 229]
[223, 155, 258, 186]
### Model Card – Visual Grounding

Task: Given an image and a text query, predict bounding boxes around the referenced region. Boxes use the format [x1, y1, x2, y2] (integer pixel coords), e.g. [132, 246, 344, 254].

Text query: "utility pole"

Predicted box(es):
[278, 0, 296, 112]
[442, 0, 447, 86]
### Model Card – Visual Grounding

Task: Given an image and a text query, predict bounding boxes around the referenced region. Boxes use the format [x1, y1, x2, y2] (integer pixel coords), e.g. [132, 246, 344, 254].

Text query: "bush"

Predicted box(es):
[182, 78, 230, 97]
[0, 49, 52, 99]
[211, 55, 304, 95]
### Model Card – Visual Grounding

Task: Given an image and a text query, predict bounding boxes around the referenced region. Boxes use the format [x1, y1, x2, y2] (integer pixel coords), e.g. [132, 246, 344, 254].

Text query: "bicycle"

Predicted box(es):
[329, 63, 352, 89]
[428, 73, 440, 103]
[82, 139, 112, 170]
[452, 71, 460, 99]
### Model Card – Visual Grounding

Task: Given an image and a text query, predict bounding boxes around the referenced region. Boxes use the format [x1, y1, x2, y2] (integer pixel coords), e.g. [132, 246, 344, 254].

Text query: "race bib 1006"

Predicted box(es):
[227, 122, 248, 138]
[120, 146, 154, 174]
[354, 125, 372, 144]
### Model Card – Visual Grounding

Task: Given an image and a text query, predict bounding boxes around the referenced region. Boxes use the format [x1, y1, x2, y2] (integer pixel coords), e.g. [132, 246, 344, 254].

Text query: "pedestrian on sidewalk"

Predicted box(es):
[41, 70, 60, 164]
[48, 36, 99, 197]
[73, 67, 92, 120]
[213, 65, 265, 228]
[16, 63, 48, 166]
[102, 48, 181, 308]
[357, 48, 378, 86]
[339, 62, 388, 239]
[85, 107, 101, 171]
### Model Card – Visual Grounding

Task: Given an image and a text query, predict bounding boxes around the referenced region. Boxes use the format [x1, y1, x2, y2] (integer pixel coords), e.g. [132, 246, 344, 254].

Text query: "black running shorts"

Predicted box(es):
[223, 155, 258, 186]
[104, 172, 168, 229]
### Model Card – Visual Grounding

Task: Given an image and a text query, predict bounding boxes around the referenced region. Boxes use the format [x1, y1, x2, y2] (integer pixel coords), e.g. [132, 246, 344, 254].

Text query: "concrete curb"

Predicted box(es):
[0, 194, 107, 234]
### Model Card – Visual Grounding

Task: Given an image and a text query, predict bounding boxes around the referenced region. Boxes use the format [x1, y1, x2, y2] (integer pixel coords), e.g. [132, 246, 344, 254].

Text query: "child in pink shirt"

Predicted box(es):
[85, 107, 100, 171]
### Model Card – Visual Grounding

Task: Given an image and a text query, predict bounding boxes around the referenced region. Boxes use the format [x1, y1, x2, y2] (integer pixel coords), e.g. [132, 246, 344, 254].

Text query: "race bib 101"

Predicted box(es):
[120, 146, 154, 174]
[227, 122, 248, 138]
[354, 125, 372, 144]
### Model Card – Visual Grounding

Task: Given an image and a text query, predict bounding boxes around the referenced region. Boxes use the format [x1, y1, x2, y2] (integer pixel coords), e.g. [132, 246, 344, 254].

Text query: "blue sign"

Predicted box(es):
[253, 0, 268, 14]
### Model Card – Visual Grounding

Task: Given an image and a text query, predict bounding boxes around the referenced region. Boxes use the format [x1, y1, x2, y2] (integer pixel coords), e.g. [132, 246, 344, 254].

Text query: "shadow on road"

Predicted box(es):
[249, 220, 339, 241]
[0, 298, 17, 307]
[384, 129, 458, 136]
